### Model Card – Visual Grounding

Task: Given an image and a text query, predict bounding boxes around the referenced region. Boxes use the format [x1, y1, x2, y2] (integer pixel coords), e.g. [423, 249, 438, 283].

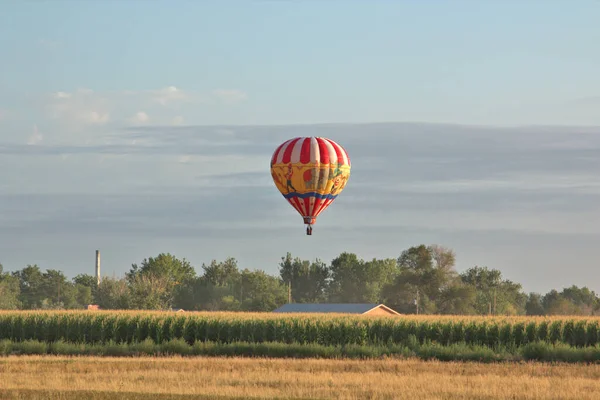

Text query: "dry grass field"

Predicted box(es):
[1, 355, 600, 400]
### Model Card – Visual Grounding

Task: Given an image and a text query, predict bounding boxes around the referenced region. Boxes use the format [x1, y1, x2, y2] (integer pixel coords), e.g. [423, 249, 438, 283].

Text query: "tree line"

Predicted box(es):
[0, 244, 597, 315]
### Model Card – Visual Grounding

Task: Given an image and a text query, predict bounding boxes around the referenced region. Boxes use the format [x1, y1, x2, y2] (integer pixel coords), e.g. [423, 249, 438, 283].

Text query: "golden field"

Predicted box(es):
[1, 355, 600, 399]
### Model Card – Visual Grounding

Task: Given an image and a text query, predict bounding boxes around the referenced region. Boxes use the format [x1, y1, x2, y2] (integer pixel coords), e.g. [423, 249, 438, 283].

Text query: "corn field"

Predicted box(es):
[1, 310, 599, 348]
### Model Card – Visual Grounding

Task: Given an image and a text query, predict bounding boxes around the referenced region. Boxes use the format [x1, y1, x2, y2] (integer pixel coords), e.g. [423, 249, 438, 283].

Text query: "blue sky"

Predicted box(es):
[2, 1, 599, 126]
[1, 1, 599, 294]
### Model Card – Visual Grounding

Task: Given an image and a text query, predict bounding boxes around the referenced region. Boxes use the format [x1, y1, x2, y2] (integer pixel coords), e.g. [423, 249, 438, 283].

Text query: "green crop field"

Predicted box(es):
[0, 310, 599, 348]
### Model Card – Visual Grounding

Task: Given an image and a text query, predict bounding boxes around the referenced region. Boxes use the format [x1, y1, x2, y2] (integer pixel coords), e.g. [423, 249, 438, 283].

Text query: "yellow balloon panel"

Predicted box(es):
[270, 163, 351, 198]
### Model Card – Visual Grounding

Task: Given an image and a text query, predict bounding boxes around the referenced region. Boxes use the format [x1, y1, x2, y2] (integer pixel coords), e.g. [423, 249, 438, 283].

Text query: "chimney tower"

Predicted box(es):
[95, 250, 101, 285]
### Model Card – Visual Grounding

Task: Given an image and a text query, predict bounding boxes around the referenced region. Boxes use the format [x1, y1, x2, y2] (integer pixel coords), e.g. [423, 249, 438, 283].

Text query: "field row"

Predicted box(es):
[1, 311, 600, 348]
[3, 309, 600, 322]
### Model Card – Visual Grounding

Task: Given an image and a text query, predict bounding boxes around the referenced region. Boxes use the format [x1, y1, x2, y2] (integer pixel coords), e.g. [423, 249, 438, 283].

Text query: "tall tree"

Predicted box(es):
[127, 253, 196, 307]
[201, 258, 240, 289]
[328, 252, 396, 303]
[95, 277, 131, 310]
[279, 253, 329, 303]
[0, 264, 21, 309]
[429, 244, 457, 273]
[175, 277, 241, 311]
[542, 289, 580, 315]
[435, 282, 477, 315]
[561, 285, 599, 315]
[12, 264, 44, 309]
[460, 266, 527, 315]
[129, 273, 173, 310]
[74, 284, 93, 308]
[525, 292, 545, 315]
[127, 253, 196, 286]
[175, 258, 243, 311]
[40, 269, 77, 309]
[541, 286, 599, 315]
[73, 273, 98, 303]
[382, 245, 461, 314]
[237, 269, 288, 311]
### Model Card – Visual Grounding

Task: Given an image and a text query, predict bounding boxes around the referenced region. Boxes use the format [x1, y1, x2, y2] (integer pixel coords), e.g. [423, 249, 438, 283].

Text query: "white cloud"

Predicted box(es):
[54, 92, 71, 99]
[212, 89, 248, 104]
[38, 86, 247, 133]
[27, 124, 43, 145]
[129, 111, 149, 125]
[86, 111, 110, 125]
[46, 88, 110, 128]
[151, 86, 189, 106]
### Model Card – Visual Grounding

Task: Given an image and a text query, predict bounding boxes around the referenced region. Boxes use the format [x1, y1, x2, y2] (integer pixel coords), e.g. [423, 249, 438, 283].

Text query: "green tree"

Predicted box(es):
[328, 253, 397, 303]
[542, 289, 580, 315]
[177, 277, 242, 311]
[460, 266, 527, 315]
[73, 273, 98, 303]
[96, 277, 130, 309]
[561, 285, 599, 315]
[129, 273, 173, 310]
[238, 269, 287, 311]
[435, 282, 477, 315]
[173, 258, 244, 311]
[74, 284, 93, 308]
[362, 258, 398, 302]
[40, 269, 78, 309]
[12, 264, 45, 309]
[0, 264, 21, 309]
[175, 258, 244, 311]
[127, 253, 196, 308]
[382, 245, 460, 314]
[429, 244, 457, 274]
[279, 253, 329, 303]
[525, 292, 545, 315]
[127, 253, 196, 286]
[201, 258, 240, 288]
[540, 287, 599, 316]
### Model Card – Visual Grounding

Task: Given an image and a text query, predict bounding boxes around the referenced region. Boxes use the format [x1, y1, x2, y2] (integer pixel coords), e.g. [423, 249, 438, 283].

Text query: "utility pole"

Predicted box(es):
[288, 281, 292, 303]
[493, 287, 497, 315]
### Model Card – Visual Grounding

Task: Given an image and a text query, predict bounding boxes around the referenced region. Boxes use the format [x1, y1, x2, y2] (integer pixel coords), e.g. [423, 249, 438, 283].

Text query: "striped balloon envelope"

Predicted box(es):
[270, 136, 351, 235]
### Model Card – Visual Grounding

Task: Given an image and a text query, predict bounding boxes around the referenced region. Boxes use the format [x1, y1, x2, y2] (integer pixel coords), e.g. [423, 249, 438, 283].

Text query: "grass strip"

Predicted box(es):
[1, 338, 600, 363]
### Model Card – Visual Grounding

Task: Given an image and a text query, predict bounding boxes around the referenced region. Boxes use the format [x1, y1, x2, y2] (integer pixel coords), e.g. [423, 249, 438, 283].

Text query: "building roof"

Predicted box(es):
[272, 303, 398, 314]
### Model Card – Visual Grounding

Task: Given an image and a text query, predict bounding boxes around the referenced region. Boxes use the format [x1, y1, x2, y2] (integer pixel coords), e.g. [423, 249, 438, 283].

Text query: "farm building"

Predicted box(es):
[272, 303, 400, 316]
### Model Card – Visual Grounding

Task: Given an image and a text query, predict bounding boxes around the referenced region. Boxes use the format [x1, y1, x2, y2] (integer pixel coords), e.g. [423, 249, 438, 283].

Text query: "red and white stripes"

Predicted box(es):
[270, 137, 351, 166]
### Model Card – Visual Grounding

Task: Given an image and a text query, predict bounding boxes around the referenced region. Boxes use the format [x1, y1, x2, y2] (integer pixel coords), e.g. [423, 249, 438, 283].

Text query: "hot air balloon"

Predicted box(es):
[270, 136, 351, 235]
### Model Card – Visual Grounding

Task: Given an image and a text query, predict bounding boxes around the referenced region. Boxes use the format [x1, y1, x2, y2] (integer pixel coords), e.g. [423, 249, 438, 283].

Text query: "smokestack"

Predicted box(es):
[95, 250, 101, 285]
